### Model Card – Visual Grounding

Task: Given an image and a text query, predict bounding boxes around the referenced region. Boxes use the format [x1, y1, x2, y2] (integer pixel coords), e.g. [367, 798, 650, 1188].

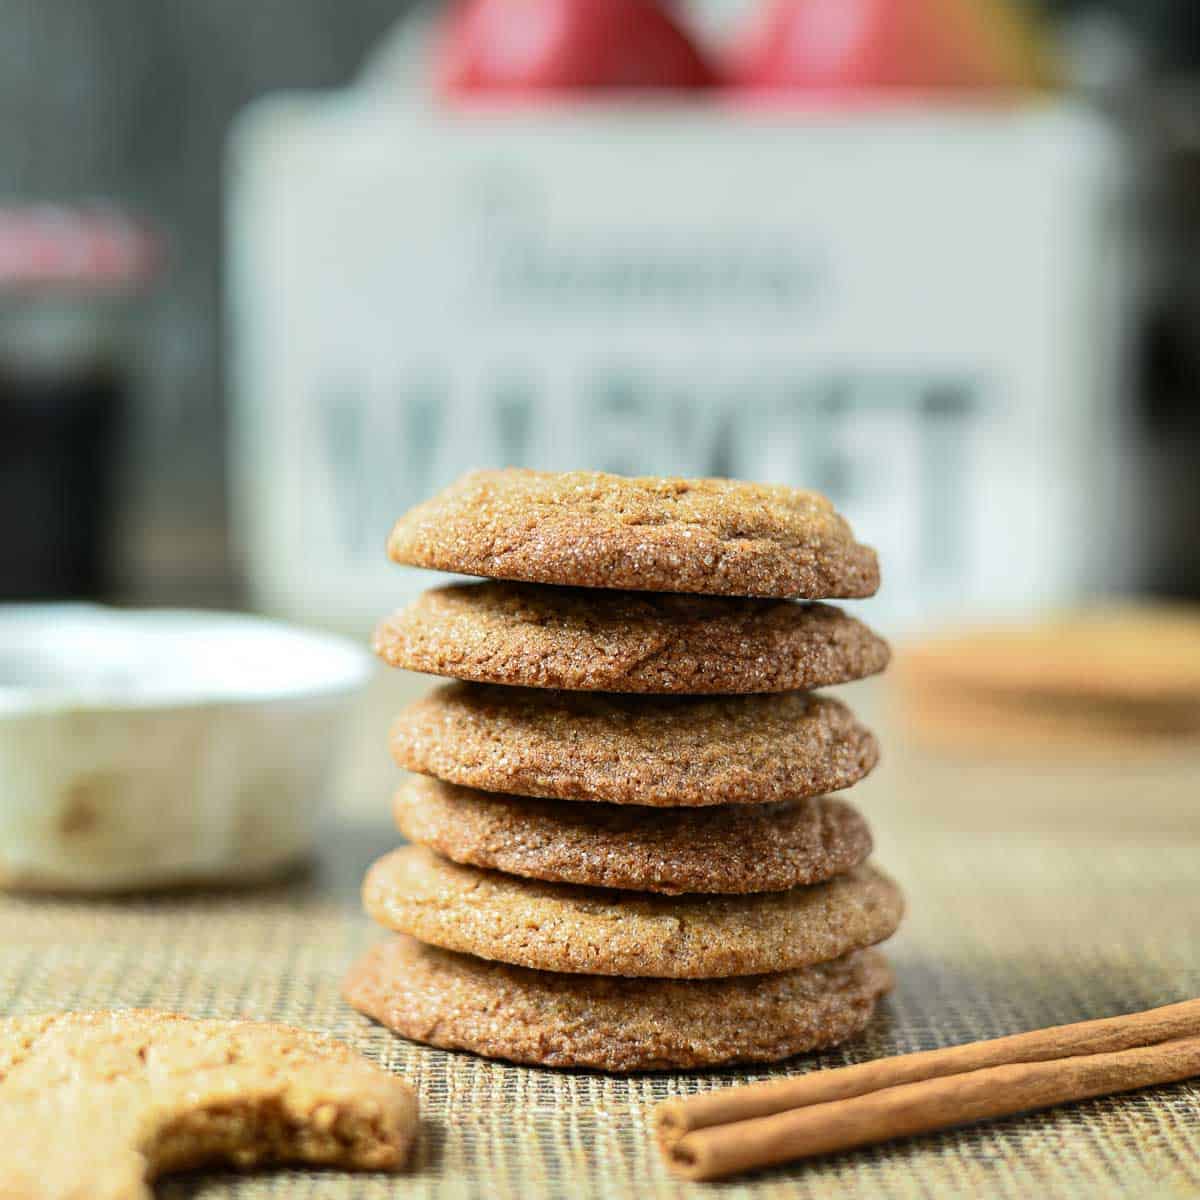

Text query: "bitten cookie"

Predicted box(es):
[394, 776, 873, 894]
[0, 1009, 418, 1200]
[375, 583, 890, 694]
[386, 469, 879, 599]
[345, 936, 893, 1072]
[363, 846, 903, 978]
[391, 682, 879, 807]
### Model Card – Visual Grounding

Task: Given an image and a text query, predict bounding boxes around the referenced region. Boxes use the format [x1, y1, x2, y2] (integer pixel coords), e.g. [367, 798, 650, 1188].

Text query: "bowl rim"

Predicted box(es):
[0, 603, 375, 715]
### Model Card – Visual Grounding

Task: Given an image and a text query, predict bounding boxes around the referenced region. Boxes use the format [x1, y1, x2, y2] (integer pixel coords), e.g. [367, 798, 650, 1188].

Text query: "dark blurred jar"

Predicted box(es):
[0, 208, 157, 600]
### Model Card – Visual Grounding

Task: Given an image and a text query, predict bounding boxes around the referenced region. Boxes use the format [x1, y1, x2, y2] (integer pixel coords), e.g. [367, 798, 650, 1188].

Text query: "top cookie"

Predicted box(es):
[375, 582, 890, 693]
[387, 469, 879, 599]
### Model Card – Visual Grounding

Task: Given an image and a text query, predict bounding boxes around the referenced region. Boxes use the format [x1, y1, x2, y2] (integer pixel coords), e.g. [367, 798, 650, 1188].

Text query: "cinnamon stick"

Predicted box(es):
[661, 1034, 1200, 1181]
[657, 996, 1200, 1140]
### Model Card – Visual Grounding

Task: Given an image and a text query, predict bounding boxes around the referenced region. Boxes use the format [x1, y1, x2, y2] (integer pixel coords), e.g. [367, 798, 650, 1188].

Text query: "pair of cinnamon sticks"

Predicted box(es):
[655, 997, 1200, 1181]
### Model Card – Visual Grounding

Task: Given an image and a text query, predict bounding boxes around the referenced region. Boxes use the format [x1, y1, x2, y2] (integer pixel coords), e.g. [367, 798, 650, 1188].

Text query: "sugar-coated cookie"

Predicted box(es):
[387, 469, 879, 599]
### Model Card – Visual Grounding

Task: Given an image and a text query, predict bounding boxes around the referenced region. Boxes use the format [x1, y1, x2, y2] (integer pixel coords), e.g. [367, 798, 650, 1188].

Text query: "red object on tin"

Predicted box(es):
[437, 0, 716, 97]
[726, 0, 1049, 97]
[0, 207, 160, 291]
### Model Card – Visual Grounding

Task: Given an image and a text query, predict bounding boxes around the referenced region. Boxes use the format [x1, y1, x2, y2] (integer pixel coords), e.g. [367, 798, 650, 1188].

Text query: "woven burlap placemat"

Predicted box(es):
[4, 669, 1200, 1200]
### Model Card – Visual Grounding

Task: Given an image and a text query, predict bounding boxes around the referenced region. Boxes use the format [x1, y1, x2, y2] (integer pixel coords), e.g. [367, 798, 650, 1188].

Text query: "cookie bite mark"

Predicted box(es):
[0, 1009, 418, 1200]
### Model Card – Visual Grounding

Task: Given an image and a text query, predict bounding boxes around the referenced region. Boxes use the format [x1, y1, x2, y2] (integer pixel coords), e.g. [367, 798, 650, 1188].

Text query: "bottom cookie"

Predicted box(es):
[344, 936, 893, 1072]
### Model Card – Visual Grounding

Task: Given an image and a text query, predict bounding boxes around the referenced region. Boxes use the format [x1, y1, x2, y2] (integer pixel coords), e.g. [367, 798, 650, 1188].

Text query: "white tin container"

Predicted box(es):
[228, 88, 1135, 635]
[0, 606, 371, 891]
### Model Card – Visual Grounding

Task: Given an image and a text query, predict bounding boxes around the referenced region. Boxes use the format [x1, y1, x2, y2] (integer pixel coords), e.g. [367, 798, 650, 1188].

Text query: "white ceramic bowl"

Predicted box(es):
[0, 605, 373, 891]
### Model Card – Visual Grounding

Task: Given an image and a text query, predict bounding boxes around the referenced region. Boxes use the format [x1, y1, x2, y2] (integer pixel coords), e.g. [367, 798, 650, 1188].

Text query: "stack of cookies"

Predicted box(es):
[344, 469, 903, 1072]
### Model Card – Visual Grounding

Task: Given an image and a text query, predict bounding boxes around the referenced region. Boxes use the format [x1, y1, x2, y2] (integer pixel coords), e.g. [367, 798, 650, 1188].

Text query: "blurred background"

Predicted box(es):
[2, 0, 1198, 628]
[4, 0, 1200, 815]
[0, 0, 1195, 895]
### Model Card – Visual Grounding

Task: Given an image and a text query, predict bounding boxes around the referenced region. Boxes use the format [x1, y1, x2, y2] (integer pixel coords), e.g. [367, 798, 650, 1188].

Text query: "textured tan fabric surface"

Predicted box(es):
[3, 673, 1199, 1198]
[3, 810, 1198, 1198]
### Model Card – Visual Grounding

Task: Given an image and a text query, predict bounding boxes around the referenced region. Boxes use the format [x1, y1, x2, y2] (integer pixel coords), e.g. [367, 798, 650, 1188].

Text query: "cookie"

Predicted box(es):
[362, 846, 903, 978]
[345, 936, 893, 1072]
[899, 685, 1200, 760]
[386, 469, 879, 599]
[898, 606, 1200, 704]
[0, 1009, 418, 1200]
[895, 607, 1200, 759]
[391, 682, 879, 807]
[375, 583, 890, 694]
[394, 775, 873, 894]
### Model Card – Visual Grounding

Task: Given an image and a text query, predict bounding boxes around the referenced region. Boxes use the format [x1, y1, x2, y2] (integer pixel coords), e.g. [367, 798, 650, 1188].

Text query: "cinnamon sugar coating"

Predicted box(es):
[344, 936, 893, 1072]
[390, 682, 879, 807]
[386, 469, 879, 599]
[394, 776, 873, 894]
[375, 583, 889, 693]
[362, 846, 904, 978]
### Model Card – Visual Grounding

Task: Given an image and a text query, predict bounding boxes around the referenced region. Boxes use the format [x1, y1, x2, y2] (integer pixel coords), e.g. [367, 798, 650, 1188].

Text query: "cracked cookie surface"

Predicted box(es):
[386, 469, 879, 599]
[344, 936, 893, 1071]
[391, 682, 879, 807]
[362, 846, 903, 978]
[0, 1009, 417, 1200]
[375, 583, 889, 693]
[394, 776, 873, 894]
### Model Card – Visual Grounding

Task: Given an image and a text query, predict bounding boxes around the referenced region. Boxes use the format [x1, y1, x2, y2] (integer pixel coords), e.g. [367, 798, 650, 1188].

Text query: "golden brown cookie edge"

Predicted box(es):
[386, 469, 880, 600]
[362, 846, 904, 978]
[389, 684, 881, 808]
[343, 936, 893, 1072]
[374, 585, 891, 694]
[392, 776, 875, 894]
